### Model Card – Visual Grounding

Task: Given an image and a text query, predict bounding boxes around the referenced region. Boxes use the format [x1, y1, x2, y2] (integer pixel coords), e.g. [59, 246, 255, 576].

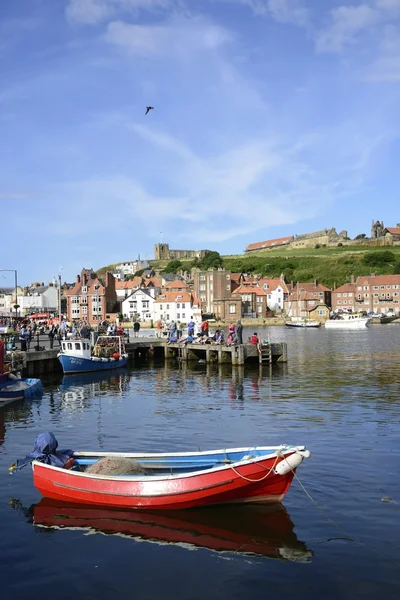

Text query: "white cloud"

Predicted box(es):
[66, 0, 170, 25]
[316, 4, 379, 53]
[105, 16, 233, 57]
[365, 25, 400, 80]
[217, 0, 308, 26]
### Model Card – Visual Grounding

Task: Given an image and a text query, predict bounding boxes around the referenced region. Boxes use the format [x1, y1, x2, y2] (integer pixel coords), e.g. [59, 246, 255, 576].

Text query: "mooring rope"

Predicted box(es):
[292, 469, 400, 565]
[229, 453, 280, 483]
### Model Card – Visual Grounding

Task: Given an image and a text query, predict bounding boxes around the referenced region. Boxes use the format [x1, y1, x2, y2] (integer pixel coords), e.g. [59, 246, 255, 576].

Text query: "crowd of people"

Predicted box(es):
[166, 318, 261, 347]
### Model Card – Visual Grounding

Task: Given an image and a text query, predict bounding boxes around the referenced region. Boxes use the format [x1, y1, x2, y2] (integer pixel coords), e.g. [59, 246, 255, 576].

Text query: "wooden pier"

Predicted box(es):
[19, 338, 287, 376]
[164, 342, 287, 366]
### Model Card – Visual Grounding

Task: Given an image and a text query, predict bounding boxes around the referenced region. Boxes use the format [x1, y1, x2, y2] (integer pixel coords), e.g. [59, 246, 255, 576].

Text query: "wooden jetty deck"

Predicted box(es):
[18, 338, 287, 376]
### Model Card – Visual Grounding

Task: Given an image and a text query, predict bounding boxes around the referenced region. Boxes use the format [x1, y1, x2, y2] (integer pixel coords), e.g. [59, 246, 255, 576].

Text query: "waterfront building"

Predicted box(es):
[192, 269, 240, 314]
[258, 276, 291, 311]
[153, 290, 201, 325]
[17, 284, 58, 316]
[231, 282, 268, 318]
[122, 289, 155, 322]
[66, 269, 118, 325]
[284, 281, 332, 320]
[332, 274, 400, 314]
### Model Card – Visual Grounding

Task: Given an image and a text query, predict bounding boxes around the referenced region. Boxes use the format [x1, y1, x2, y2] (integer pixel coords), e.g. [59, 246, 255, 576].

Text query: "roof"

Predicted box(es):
[245, 236, 293, 252]
[27, 286, 49, 295]
[161, 273, 185, 282]
[66, 277, 105, 296]
[124, 288, 154, 301]
[258, 278, 290, 293]
[385, 227, 400, 235]
[232, 284, 267, 297]
[295, 282, 331, 292]
[115, 277, 142, 290]
[154, 290, 193, 304]
[0, 287, 14, 295]
[165, 280, 188, 290]
[332, 283, 356, 293]
[355, 274, 400, 286]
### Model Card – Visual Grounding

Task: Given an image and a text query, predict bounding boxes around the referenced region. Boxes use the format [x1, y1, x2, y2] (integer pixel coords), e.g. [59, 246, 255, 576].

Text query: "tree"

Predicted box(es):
[198, 251, 223, 270]
[363, 251, 395, 267]
[355, 233, 367, 240]
[163, 259, 182, 274]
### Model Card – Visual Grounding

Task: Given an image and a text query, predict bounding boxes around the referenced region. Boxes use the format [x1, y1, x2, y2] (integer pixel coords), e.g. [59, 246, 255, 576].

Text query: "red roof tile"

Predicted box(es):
[245, 236, 293, 252]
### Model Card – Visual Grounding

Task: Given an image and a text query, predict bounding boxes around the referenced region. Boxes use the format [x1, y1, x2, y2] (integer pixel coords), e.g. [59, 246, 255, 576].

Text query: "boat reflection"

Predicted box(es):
[28, 498, 313, 562]
[58, 369, 130, 405]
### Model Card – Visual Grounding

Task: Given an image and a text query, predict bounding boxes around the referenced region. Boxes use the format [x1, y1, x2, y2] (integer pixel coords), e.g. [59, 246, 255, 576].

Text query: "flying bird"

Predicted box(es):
[145, 106, 154, 115]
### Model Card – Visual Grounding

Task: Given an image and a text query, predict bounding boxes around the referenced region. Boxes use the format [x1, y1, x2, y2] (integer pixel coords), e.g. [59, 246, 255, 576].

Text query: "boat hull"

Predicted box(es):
[285, 322, 320, 328]
[58, 354, 128, 374]
[32, 447, 308, 510]
[0, 378, 43, 402]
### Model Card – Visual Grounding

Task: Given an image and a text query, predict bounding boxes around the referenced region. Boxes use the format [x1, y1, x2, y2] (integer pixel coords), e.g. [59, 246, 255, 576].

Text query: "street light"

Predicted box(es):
[0, 268, 18, 319]
[58, 267, 63, 327]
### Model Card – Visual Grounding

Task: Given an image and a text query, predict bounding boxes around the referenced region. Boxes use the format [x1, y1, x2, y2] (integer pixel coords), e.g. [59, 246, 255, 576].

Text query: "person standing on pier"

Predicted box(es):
[236, 319, 243, 344]
[187, 317, 195, 337]
[48, 327, 55, 349]
[133, 321, 140, 338]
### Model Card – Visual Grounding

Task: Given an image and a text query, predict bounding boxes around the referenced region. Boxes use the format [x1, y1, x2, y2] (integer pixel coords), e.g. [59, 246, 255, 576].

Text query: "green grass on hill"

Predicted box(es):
[97, 246, 400, 289]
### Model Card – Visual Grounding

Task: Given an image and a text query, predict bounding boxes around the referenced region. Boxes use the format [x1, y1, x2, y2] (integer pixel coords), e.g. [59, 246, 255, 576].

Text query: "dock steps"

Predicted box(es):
[259, 344, 271, 365]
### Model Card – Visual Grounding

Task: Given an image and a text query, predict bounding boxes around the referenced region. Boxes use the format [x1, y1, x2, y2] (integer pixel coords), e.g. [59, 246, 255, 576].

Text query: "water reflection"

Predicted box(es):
[58, 370, 131, 409]
[11, 498, 313, 563]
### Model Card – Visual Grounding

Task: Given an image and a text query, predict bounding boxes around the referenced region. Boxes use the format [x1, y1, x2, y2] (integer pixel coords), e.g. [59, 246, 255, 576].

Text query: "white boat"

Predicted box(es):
[325, 314, 371, 329]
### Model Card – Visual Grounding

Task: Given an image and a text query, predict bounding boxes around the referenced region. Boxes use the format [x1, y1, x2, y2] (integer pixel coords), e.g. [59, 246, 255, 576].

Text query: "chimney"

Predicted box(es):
[76, 275, 81, 284]
[82, 273, 87, 286]
[371, 273, 376, 278]
[350, 274, 355, 285]
[314, 279, 318, 288]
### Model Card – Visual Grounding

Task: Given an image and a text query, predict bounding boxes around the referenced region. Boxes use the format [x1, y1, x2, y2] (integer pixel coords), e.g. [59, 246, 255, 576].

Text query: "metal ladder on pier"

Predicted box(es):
[177, 345, 184, 362]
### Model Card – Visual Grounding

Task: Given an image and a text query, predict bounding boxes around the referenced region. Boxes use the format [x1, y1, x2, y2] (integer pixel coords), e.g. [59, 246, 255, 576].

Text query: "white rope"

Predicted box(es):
[229, 453, 280, 483]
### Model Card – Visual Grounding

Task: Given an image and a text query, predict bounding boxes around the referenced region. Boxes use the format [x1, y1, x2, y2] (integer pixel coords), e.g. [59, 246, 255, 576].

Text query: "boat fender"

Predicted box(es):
[110, 358, 115, 362]
[101, 358, 108, 362]
[92, 357, 101, 362]
[274, 452, 305, 476]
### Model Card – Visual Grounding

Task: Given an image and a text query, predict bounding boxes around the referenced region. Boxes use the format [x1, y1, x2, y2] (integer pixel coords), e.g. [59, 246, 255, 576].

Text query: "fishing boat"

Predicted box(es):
[325, 313, 371, 329]
[285, 319, 321, 329]
[24, 498, 312, 562]
[11, 433, 311, 510]
[0, 340, 42, 403]
[58, 335, 128, 374]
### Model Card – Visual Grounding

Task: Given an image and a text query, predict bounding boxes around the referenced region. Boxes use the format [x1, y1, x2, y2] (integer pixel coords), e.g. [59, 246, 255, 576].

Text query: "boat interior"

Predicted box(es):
[71, 447, 286, 477]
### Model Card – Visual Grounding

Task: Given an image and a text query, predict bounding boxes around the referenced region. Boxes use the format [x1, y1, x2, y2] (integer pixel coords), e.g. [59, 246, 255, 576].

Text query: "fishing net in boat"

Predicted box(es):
[85, 457, 147, 476]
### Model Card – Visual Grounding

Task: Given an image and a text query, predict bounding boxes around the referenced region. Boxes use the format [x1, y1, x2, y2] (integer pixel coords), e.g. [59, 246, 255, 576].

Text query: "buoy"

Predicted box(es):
[274, 452, 304, 475]
[113, 353, 120, 360]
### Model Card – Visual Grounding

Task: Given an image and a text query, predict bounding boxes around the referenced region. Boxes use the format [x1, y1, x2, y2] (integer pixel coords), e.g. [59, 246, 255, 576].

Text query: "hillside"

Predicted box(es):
[97, 246, 400, 288]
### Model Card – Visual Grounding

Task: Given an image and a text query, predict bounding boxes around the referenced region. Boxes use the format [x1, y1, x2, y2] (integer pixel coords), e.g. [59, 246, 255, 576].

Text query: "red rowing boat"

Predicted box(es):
[32, 444, 311, 510]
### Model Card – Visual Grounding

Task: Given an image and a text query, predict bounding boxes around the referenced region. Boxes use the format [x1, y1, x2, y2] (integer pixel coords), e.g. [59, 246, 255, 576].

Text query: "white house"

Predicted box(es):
[113, 260, 150, 280]
[122, 288, 155, 322]
[258, 277, 290, 311]
[153, 290, 198, 325]
[18, 285, 59, 316]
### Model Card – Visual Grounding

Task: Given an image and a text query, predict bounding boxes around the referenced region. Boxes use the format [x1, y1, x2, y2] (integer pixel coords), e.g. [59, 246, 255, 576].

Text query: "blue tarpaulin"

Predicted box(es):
[10, 432, 73, 474]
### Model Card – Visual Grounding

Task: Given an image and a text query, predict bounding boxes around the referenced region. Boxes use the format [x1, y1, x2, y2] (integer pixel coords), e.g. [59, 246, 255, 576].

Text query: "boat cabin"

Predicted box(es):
[61, 340, 91, 358]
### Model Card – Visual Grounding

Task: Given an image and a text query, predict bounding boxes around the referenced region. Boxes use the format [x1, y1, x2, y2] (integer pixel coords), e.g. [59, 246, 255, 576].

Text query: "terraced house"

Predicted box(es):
[332, 274, 400, 314]
[66, 269, 118, 325]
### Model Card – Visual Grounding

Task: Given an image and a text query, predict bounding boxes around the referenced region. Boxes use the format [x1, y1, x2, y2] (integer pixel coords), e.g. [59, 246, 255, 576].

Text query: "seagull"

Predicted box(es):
[145, 106, 154, 115]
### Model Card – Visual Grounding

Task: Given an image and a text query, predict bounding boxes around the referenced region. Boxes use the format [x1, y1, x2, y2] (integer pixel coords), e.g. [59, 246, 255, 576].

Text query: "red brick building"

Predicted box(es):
[332, 274, 400, 314]
[66, 269, 118, 325]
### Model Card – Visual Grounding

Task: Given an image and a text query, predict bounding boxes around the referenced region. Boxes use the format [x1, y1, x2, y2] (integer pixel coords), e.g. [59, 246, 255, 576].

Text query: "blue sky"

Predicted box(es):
[1, 0, 400, 285]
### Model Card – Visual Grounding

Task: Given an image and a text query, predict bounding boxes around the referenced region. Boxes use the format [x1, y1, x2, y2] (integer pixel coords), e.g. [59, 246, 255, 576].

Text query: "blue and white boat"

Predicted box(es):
[58, 336, 128, 375]
[0, 375, 43, 404]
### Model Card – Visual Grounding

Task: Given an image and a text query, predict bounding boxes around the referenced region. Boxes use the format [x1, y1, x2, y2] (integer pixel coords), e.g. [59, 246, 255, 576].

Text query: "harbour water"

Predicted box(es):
[1, 326, 400, 599]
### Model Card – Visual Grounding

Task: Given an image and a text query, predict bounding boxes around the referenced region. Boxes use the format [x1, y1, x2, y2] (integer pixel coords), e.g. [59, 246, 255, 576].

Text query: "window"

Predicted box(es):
[229, 304, 236, 313]
[177, 303, 180, 308]
[226, 274, 230, 279]
[75, 343, 81, 350]
[338, 293, 342, 297]
[159, 304, 163, 310]
[257, 305, 262, 313]
[182, 313, 186, 319]
[82, 307, 87, 314]
[226, 285, 231, 290]
[268, 294, 272, 299]
[386, 285, 391, 289]
[349, 293, 353, 297]
[129, 302, 134, 308]
[357, 286, 362, 290]
[363, 286, 368, 291]
[67, 343, 73, 350]
[166, 304, 170, 309]
[82, 286, 87, 293]
[380, 285, 385, 289]
[374, 293, 378, 297]
[177, 313, 180, 319]
[182, 303, 185, 308]
[317, 309, 325, 315]
[338, 300, 341, 304]
[373, 285, 379, 290]
[200, 295, 206, 302]
[200, 284, 206, 291]
[343, 293, 347, 297]
[81, 296, 87, 304]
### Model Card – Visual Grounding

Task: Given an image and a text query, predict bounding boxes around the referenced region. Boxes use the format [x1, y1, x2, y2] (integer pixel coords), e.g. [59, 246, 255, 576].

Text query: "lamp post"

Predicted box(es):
[0, 268, 18, 319]
[58, 267, 63, 327]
